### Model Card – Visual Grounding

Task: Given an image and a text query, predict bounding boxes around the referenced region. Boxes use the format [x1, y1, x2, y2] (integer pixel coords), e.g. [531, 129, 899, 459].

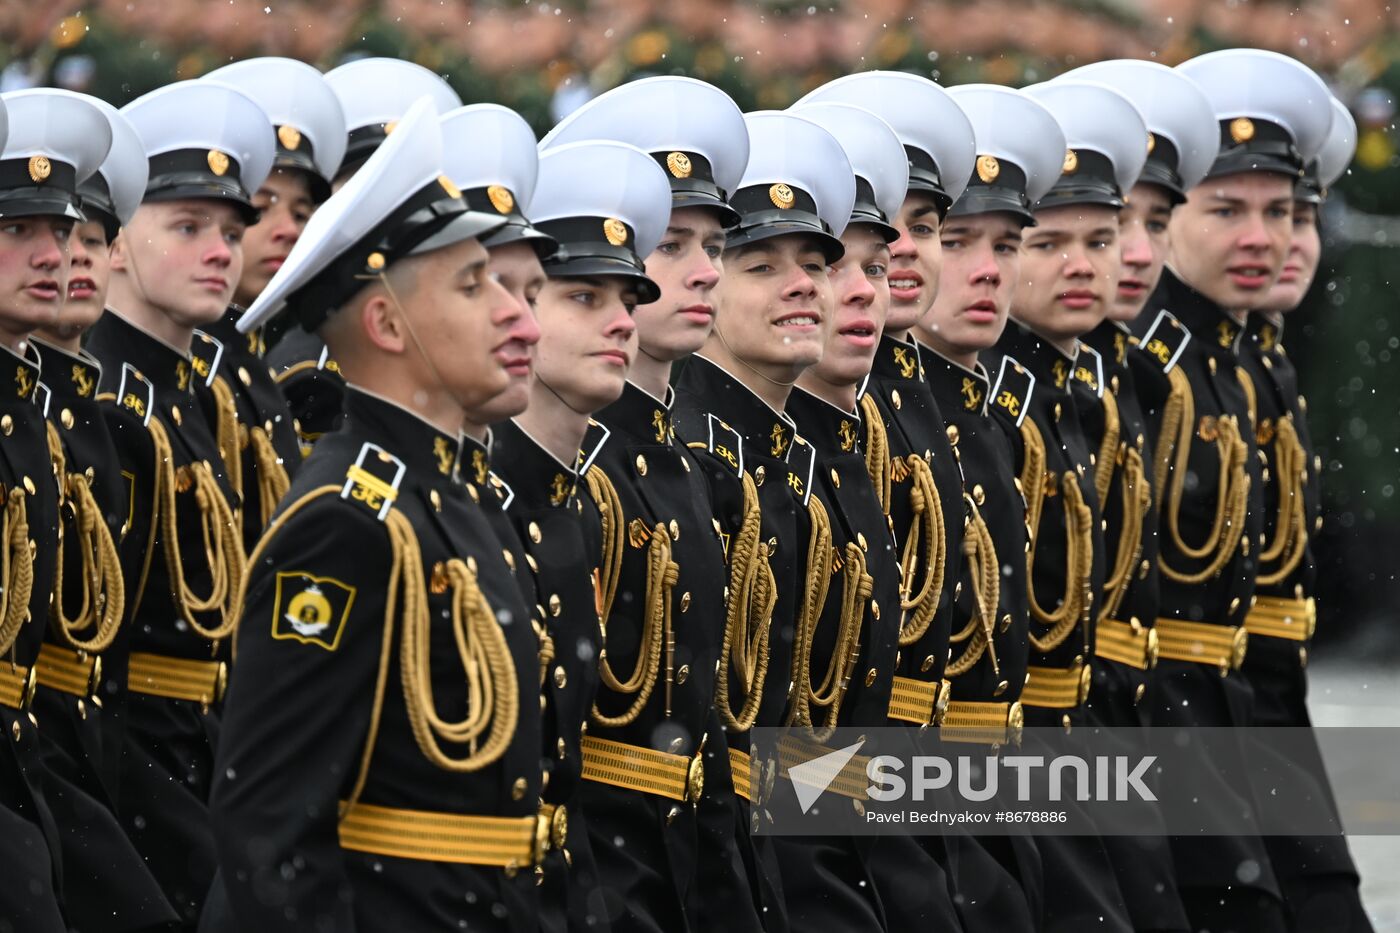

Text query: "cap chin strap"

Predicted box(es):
[711, 317, 798, 389]
[373, 269, 475, 419]
[533, 371, 594, 418]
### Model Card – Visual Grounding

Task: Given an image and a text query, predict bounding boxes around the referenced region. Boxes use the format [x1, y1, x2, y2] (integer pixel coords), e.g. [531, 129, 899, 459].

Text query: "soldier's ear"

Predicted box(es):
[109, 230, 129, 272]
[358, 290, 408, 356]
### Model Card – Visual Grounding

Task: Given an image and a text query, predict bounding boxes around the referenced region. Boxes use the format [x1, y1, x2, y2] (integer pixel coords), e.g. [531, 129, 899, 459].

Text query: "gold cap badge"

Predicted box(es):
[207, 149, 230, 176]
[976, 155, 1000, 184]
[1063, 149, 1079, 174]
[384, 120, 398, 137]
[1146, 132, 1156, 155]
[603, 218, 629, 247]
[438, 175, 462, 199]
[666, 151, 693, 179]
[1229, 117, 1255, 144]
[27, 155, 51, 184]
[366, 252, 386, 271]
[487, 184, 515, 214]
[277, 125, 303, 151]
[768, 183, 795, 209]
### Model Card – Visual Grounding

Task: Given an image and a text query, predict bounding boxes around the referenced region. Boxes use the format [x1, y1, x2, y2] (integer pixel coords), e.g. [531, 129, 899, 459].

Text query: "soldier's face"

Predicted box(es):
[710, 234, 833, 380]
[0, 214, 74, 348]
[809, 225, 890, 389]
[886, 191, 943, 334]
[1111, 183, 1173, 323]
[237, 169, 315, 308]
[462, 242, 544, 427]
[531, 275, 638, 415]
[1260, 201, 1321, 314]
[1014, 203, 1120, 344]
[919, 212, 1022, 363]
[1168, 171, 1293, 312]
[37, 220, 111, 346]
[637, 207, 725, 362]
[113, 200, 246, 328]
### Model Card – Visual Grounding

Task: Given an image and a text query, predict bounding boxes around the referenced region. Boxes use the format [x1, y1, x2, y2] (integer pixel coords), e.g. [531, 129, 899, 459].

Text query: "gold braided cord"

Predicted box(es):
[585, 466, 624, 624]
[714, 472, 775, 732]
[1020, 419, 1093, 654]
[533, 620, 555, 689]
[47, 425, 124, 653]
[1152, 367, 1192, 515]
[1094, 390, 1122, 509]
[1097, 446, 1150, 625]
[147, 417, 246, 642]
[210, 376, 244, 504]
[858, 394, 891, 515]
[1238, 366, 1258, 430]
[897, 454, 947, 647]
[786, 498, 855, 743]
[946, 499, 1001, 677]
[0, 487, 34, 657]
[248, 427, 291, 531]
[1256, 416, 1309, 586]
[592, 521, 676, 727]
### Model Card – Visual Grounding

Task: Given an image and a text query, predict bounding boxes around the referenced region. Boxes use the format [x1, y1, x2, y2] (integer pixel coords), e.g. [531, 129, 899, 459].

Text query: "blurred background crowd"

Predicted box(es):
[2, 0, 1399, 657]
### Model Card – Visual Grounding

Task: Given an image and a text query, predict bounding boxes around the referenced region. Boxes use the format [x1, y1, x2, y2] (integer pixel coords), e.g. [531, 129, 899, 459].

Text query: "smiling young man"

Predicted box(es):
[204, 99, 546, 933]
[81, 79, 273, 924]
[670, 110, 854, 932]
[1126, 49, 1337, 933]
[539, 76, 764, 933]
[1237, 98, 1371, 932]
[198, 58, 347, 552]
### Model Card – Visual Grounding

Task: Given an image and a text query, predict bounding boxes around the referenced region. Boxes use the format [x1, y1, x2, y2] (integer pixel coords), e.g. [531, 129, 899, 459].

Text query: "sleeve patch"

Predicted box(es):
[1137, 309, 1190, 374]
[270, 572, 357, 651]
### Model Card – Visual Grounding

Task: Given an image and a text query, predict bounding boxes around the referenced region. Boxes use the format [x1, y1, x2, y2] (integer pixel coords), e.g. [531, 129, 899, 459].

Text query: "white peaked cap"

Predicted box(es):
[0, 88, 112, 220]
[787, 101, 909, 240]
[1023, 80, 1149, 205]
[1316, 98, 1357, 191]
[946, 85, 1066, 222]
[438, 104, 555, 253]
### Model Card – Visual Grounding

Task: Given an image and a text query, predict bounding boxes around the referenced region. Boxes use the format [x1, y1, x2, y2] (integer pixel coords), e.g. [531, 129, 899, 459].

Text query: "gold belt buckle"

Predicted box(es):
[686, 752, 705, 803]
[21, 665, 38, 710]
[1144, 628, 1159, 669]
[1231, 628, 1249, 671]
[933, 679, 951, 726]
[550, 804, 568, 849]
[1006, 701, 1024, 747]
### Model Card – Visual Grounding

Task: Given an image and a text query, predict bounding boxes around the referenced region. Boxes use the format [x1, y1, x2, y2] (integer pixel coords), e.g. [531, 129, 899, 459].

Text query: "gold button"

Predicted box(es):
[1139, 559, 1150, 580]
[857, 532, 868, 552]
[680, 592, 692, 613]
[1134, 683, 1147, 704]
[512, 776, 528, 800]
[23, 476, 36, 495]
[871, 601, 880, 620]
[712, 518, 723, 536]
[528, 521, 542, 544]
[994, 680, 1009, 696]
[681, 458, 690, 473]
[1208, 357, 1218, 375]
[429, 489, 442, 511]
[467, 484, 479, 503]
[831, 468, 840, 488]
[83, 466, 94, 484]
[553, 665, 567, 688]
[1110, 375, 1120, 394]
[238, 366, 252, 386]
[972, 484, 985, 506]
[1229, 597, 1241, 614]
[635, 454, 648, 476]
[864, 668, 878, 687]
[946, 424, 960, 445]
[557, 737, 567, 758]
[891, 389, 903, 410]
[676, 664, 690, 685]
[503, 549, 516, 570]
[549, 594, 562, 617]
[920, 655, 935, 672]
[1314, 516, 1323, 532]
[525, 554, 539, 574]
[0, 414, 11, 435]
[1001, 613, 1012, 633]
[466, 556, 478, 575]
[669, 519, 680, 540]
[60, 408, 74, 430]
[1062, 714, 1073, 732]
[754, 465, 766, 486]
[1054, 403, 1062, 422]
[171, 405, 182, 426]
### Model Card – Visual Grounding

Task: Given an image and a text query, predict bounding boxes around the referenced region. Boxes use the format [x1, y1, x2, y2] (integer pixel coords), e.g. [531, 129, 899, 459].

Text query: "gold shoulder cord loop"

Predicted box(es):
[714, 471, 775, 732]
[47, 424, 125, 653]
[147, 417, 246, 642]
[946, 497, 1001, 677]
[1237, 366, 1258, 431]
[0, 487, 35, 656]
[248, 427, 292, 530]
[587, 468, 678, 727]
[1094, 390, 1122, 509]
[858, 394, 891, 514]
[1020, 418, 1092, 653]
[1155, 368, 1249, 584]
[1256, 416, 1308, 586]
[210, 376, 243, 505]
[1098, 445, 1151, 625]
[585, 466, 624, 623]
[897, 454, 946, 647]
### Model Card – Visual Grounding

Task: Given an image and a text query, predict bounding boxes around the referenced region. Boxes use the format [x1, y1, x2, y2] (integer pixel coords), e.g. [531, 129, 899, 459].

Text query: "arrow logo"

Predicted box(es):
[787, 739, 867, 814]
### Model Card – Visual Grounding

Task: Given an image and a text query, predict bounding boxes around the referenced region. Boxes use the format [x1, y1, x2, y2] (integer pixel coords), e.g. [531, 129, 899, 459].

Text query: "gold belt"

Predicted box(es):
[1245, 596, 1316, 643]
[127, 652, 227, 705]
[579, 735, 704, 803]
[35, 644, 102, 698]
[1154, 618, 1248, 676]
[339, 801, 539, 868]
[0, 663, 36, 710]
[1022, 662, 1093, 709]
[729, 747, 753, 802]
[776, 737, 871, 801]
[940, 700, 1024, 746]
[888, 676, 952, 726]
[1095, 618, 1159, 670]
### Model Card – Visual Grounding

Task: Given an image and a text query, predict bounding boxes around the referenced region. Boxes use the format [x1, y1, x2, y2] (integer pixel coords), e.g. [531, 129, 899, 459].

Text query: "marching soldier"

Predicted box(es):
[0, 88, 108, 933]
[912, 83, 1071, 930]
[267, 58, 461, 456]
[198, 57, 348, 551]
[85, 79, 272, 922]
[25, 90, 183, 932]
[993, 79, 1148, 933]
[1132, 48, 1334, 932]
[1240, 96, 1371, 931]
[205, 99, 543, 931]
[670, 110, 855, 932]
[780, 99, 960, 931]
[539, 77, 763, 933]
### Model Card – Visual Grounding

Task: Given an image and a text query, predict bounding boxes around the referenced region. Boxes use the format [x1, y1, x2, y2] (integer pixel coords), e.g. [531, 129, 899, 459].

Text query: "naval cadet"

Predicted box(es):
[1130, 48, 1333, 932]
[539, 76, 763, 933]
[670, 110, 854, 932]
[84, 78, 272, 922]
[198, 57, 347, 551]
[204, 98, 543, 932]
[0, 88, 107, 933]
[266, 58, 461, 456]
[1239, 95, 1371, 931]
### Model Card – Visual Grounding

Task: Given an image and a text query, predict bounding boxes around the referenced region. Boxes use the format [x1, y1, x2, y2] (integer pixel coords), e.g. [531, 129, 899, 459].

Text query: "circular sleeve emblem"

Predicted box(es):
[768, 183, 795, 209]
[603, 217, 629, 246]
[487, 184, 515, 214]
[975, 155, 1000, 184]
[207, 149, 230, 176]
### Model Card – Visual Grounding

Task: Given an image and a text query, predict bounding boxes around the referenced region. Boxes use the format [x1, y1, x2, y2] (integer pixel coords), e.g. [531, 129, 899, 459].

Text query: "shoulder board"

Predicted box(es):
[34, 382, 52, 419]
[988, 355, 1035, 429]
[1073, 345, 1105, 399]
[190, 330, 225, 387]
[1136, 309, 1191, 374]
[341, 442, 406, 522]
[115, 363, 155, 427]
[787, 435, 817, 507]
[577, 419, 611, 476]
[702, 413, 745, 478]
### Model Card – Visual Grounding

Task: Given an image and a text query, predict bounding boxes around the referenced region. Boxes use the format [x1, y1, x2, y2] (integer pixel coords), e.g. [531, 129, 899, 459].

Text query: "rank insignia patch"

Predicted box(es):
[271, 572, 357, 651]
